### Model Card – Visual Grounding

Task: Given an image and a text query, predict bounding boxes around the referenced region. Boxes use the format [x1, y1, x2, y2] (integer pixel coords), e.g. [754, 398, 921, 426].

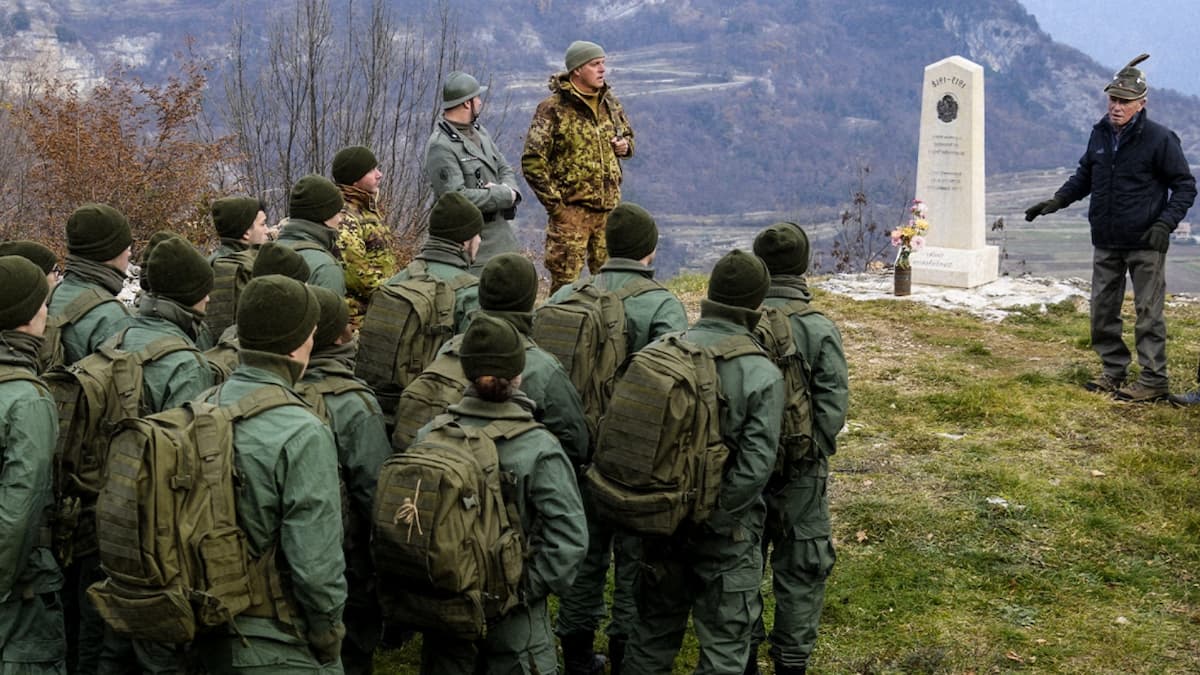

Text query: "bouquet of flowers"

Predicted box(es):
[891, 199, 930, 270]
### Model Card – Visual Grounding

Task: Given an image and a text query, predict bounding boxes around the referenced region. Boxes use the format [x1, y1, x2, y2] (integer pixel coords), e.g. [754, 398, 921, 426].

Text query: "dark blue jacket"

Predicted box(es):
[1055, 111, 1196, 249]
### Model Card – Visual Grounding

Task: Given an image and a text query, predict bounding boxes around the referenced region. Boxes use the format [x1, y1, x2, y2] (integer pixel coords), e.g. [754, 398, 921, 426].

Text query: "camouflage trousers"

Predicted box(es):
[545, 205, 610, 293]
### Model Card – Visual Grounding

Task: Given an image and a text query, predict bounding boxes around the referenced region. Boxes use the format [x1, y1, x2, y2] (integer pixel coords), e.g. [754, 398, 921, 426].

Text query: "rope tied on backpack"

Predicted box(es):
[393, 478, 424, 541]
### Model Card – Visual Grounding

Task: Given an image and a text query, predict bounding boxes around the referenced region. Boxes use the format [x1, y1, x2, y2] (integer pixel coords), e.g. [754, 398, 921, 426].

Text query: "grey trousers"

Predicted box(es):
[1091, 247, 1168, 387]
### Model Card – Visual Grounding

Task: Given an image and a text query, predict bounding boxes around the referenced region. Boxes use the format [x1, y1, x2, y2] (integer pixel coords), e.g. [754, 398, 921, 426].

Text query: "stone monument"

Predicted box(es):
[908, 56, 999, 288]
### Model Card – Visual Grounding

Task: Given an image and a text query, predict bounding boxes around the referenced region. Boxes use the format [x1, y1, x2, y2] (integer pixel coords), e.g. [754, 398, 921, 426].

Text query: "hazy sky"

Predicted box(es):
[1020, 0, 1200, 98]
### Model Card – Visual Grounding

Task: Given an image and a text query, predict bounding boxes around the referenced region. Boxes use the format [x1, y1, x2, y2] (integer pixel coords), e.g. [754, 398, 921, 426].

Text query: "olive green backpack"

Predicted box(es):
[88, 385, 303, 643]
[205, 248, 257, 341]
[585, 332, 762, 536]
[388, 334, 470, 452]
[355, 260, 477, 420]
[531, 277, 658, 452]
[372, 414, 538, 639]
[754, 297, 819, 472]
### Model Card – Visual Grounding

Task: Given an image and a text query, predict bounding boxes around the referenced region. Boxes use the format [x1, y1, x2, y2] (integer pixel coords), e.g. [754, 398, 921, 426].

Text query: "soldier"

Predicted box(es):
[96, 235, 216, 673]
[417, 314, 588, 674]
[0, 240, 61, 289]
[46, 203, 133, 675]
[748, 223, 848, 675]
[0, 256, 65, 674]
[277, 174, 348, 297]
[208, 196, 269, 263]
[330, 146, 398, 327]
[198, 275, 347, 673]
[298, 286, 390, 675]
[623, 250, 784, 675]
[548, 202, 687, 674]
[380, 191, 483, 333]
[48, 203, 134, 366]
[425, 71, 522, 275]
[523, 40, 635, 293]
[205, 242, 312, 379]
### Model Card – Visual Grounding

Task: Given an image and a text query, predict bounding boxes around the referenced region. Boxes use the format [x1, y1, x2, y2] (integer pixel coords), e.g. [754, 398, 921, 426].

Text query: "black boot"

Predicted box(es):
[561, 632, 607, 675]
[773, 662, 807, 675]
[608, 636, 626, 675]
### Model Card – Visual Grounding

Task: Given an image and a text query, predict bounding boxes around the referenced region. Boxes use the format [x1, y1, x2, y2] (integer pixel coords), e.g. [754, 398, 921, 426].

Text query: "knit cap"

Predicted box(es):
[460, 313, 525, 381]
[606, 202, 658, 260]
[212, 196, 264, 239]
[753, 222, 810, 276]
[479, 253, 538, 312]
[252, 242, 311, 282]
[707, 249, 770, 309]
[66, 203, 133, 262]
[428, 192, 483, 243]
[0, 240, 57, 275]
[565, 40, 605, 72]
[237, 275, 319, 355]
[311, 285, 349, 349]
[331, 146, 378, 185]
[0, 256, 49, 330]
[147, 236, 214, 306]
[289, 175, 344, 224]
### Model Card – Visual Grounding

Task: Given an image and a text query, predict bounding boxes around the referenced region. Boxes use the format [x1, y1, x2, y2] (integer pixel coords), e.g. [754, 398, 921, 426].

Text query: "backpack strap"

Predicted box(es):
[0, 365, 47, 395]
[290, 241, 328, 254]
[410, 259, 476, 292]
[55, 288, 115, 327]
[108, 332, 200, 417]
[612, 276, 662, 301]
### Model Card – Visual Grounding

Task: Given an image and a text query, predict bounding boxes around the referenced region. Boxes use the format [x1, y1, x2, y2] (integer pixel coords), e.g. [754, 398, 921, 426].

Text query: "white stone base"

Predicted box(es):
[909, 245, 1000, 288]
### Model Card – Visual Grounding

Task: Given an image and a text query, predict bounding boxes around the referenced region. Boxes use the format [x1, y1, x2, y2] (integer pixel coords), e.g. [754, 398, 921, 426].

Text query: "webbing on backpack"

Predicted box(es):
[40, 287, 113, 371]
[756, 296, 819, 471]
[206, 248, 257, 340]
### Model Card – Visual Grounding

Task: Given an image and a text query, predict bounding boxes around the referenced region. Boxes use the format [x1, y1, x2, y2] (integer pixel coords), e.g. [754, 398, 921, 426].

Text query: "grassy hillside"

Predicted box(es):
[379, 277, 1200, 674]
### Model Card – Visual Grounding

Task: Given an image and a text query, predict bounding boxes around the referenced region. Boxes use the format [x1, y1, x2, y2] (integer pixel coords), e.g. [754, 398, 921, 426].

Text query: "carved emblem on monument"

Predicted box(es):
[937, 94, 958, 123]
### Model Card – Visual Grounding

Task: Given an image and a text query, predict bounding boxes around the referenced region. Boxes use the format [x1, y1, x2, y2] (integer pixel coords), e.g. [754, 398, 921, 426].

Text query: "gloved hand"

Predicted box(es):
[1141, 221, 1172, 253]
[1024, 198, 1063, 222]
[308, 623, 346, 665]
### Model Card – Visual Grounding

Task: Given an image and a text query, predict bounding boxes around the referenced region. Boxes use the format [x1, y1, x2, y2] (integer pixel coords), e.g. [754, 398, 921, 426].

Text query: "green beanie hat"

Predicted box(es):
[0, 240, 57, 275]
[212, 196, 263, 239]
[66, 203, 133, 262]
[461, 313, 525, 381]
[311, 285, 349, 349]
[140, 231, 181, 291]
[147, 236, 214, 306]
[753, 222, 809, 276]
[252, 242, 311, 282]
[565, 40, 605, 72]
[428, 192, 483, 243]
[331, 145, 378, 185]
[479, 253, 538, 312]
[237, 275, 319, 355]
[707, 249, 770, 309]
[0, 256, 49, 330]
[606, 202, 658, 260]
[289, 174, 345, 224]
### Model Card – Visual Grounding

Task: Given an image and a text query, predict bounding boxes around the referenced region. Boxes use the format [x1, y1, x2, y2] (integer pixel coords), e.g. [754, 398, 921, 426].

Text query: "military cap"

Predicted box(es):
[147, 236, 214, 306]
[606, 202, 658, 260]
[140, 230, 181, 291]
[252, 242, 311, 282]
[428, 192, 483, 243]
[479, 253, 538, 312]
[707, 249, 770, 310]
[0, 240, 57, 275]
[565, 40, 605, 72]
[461, 313, 525, 381]
[67, 203, 133, 262]
[331, 146, 378, 186]
[289, 174, 344, 224]
[237, 275, 319, 355]
[753, 222, 810, 276]
[443, 71, 488, 109]
[212, 196, 264, 239]
[1105, 53, 1150, 100]
[0, 256, 49, 330]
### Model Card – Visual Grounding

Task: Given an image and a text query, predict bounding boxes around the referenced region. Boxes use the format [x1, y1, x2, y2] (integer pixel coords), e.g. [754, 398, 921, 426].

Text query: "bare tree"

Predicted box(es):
[826, 163, 911, 273]
[222, 0, 473, 243]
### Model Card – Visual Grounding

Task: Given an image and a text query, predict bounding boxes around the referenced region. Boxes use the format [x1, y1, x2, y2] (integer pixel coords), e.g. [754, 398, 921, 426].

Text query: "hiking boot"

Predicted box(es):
[560, 632, 606, 675]
[1169, 388, 1200, 407]
[1114, 381, 1170, 403]
[1083, 373, 1124, 394]
[773, 663, 807, 675]
[608, 636, 626, 675]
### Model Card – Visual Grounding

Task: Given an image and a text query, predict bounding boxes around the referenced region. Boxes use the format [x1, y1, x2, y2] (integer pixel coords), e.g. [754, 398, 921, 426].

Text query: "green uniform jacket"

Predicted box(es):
[424, 116, 520, 218]
[47, 272, 130, 366]
[522, 73, 634, 213]
[383, 238, 480, 334]
[425, 393, 588, 602]
[685, 301, 785, 539]
[278, 218, 347, 297]
[547, 258, 688, 354]
[300, 348, 390, 523]
[0, 332, 62, 602]
[207, 351, 347, 643]
[113, 297, 215, 413]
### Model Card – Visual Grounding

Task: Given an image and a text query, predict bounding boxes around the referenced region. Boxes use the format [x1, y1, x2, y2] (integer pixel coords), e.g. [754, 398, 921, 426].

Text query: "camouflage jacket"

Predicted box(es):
[336, 185, 397, 325]
[521, 73, 634, 213]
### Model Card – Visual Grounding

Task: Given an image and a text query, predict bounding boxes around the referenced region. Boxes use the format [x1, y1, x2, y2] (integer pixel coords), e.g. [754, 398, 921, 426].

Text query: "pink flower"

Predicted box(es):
[911, 235, 926, 251]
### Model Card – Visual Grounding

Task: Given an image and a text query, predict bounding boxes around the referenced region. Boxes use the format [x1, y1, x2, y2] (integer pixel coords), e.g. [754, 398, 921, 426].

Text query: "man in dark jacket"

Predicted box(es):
[1025, 54, 1195, 403]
